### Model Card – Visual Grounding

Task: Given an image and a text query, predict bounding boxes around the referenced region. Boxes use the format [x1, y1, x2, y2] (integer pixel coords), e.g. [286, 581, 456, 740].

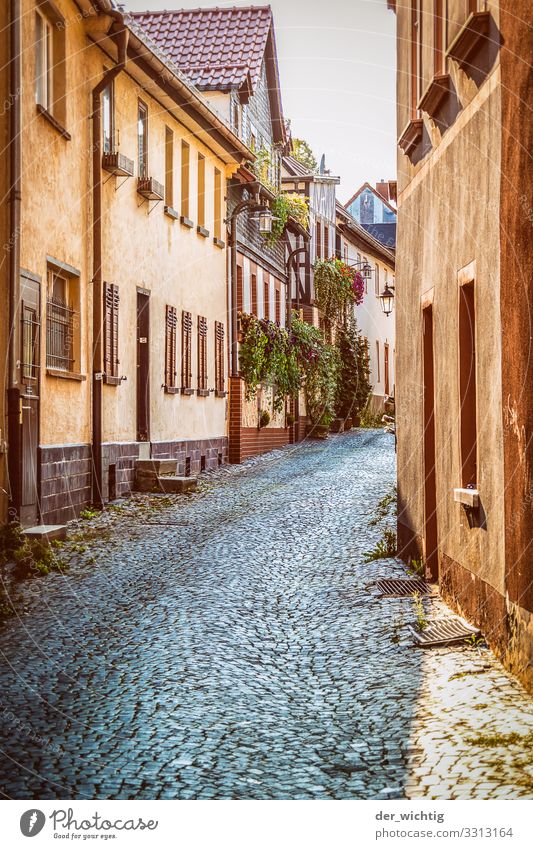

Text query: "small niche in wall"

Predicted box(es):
[185, 457, 191, 477]
[108, 464, 117, 502]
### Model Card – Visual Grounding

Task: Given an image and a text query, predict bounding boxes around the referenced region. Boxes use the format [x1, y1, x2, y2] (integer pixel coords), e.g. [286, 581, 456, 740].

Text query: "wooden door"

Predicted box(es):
[136, 290, 150, 442]
[423, 307, 438, 581]
[19, 276, 41, 526]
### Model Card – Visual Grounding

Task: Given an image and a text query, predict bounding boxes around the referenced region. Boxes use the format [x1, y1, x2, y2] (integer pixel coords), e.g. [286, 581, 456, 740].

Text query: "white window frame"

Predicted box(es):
[35, 10, 53, 110]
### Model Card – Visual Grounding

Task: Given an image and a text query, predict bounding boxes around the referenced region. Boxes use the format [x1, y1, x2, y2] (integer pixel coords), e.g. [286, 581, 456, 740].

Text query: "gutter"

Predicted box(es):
[91, 9, 128, 507]
[7, 0, 22, 516]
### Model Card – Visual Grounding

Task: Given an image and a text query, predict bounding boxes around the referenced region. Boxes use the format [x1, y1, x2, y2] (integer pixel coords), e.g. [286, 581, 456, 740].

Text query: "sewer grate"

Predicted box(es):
[408, 616, 480, 647]
[376, 578, 430, 597]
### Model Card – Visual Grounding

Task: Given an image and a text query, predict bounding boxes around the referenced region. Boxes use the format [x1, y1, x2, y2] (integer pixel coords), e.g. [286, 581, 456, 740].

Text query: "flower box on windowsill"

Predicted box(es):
[214, 390, 227, 398]
[418, 73, 451, 118]
[197, 389, 210, 397]
[454, 487, 480, 508]
[398, 119, 424, 155]
[446, 11, 491, 71]
[181, 387, 194, 396]
[164, 385, 180, 394]
[46, 368, 85, 381]
[164, 206, 180, 221]
[103, 374, 122, 386]
[213, 237, 225, 249]
[197, 226, 210, 238]
[137, 177, 164, 201]
[102, 152, 134, 177]
[181, 216, 194, 229]
[36, 104, 71, 140]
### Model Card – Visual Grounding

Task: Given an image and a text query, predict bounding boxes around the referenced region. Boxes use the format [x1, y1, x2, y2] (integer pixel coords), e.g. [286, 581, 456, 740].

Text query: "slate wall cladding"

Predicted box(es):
[151, 437, 228, 475]
[101, 442, 140, 502]
[39, 444, 92, 525]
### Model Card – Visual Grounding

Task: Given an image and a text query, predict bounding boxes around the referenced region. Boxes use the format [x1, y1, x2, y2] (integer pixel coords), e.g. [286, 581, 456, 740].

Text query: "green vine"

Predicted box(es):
[313, 258, 359, 325]
[267, 193, 309, 246]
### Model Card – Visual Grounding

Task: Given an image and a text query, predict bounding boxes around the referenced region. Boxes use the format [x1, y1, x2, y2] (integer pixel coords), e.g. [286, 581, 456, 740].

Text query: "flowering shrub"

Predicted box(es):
[238, 313, 300, 411]
[267, 192, 309, 246]
[314, 258, 364, 324]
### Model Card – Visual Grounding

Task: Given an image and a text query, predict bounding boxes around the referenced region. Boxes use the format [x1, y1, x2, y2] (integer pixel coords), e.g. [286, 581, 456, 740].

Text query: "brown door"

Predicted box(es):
[423, 307, 438, 581]
[19, 276, 41, 526]
[136, 290, 150, 442]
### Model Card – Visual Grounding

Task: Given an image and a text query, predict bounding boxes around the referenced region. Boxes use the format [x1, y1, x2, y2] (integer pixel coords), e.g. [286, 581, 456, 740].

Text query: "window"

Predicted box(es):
[237, 265, 244, 312]
[459, 282, 477, 487]
[264, 275, 270, 320]
[251, 273, 257, 316]
[102, 79, 114, 154]
[214, 168, 222, 240]
[375, 264, 380, 296]
[197, 153, 206, 228]
[197, 316, 208, 393]
[164, 305, 177, 391]
[138, 100, 148, 179]
[315, 220, 322, 260]
[165, 127, 174, 208]
[410, 0, 421, 117]
[215, 321, 225, 395]
[35, 10, 52, 111]
[21, 305, 39, 382]
[376, 340, 380, 383]
[181, 310, 193, 392]
[434, 0, 446, 75]
[343, 243, 348, 263]
[46, 267, 79, 372]
[103, 283, 119, 380]
[181, 140, 190, 219]
[232, 100, 241, 136]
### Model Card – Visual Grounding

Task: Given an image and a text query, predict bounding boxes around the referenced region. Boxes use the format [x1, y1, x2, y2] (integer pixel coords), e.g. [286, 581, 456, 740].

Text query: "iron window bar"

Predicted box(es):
[46, 294, 75, 371]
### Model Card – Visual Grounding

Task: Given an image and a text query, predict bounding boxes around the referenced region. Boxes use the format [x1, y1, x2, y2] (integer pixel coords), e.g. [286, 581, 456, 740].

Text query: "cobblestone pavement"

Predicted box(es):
[0, 430, 532, 800]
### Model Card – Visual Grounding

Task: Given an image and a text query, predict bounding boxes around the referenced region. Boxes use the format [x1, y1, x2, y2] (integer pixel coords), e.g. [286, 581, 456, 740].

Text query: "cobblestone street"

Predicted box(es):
[0, 431, 532, 800]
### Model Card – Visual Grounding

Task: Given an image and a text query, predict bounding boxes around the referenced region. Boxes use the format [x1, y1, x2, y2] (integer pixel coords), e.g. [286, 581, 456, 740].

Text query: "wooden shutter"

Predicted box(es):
[197, 315, 207, 392]
[104, 282, 119, 378]
[324, 225, 329, 260]
[181, 310, 192, 391]
[215, 321, 225, 394]
[237, 265, 244, 312]
[264, 274, 269, 320]
[275, 286, 281, 324]
[165, 305, 177, 389]
[251, 273, 257, 316]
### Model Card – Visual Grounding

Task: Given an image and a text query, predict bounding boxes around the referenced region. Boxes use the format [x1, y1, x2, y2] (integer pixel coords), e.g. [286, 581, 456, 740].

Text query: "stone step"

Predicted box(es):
[156, 476, 197, 494]
[23, 524, 67, 543]
[136, 458, 178, 476]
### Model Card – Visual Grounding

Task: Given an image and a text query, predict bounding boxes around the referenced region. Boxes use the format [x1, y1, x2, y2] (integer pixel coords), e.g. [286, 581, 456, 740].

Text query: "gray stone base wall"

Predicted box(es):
[101, 442, 141, 502]
[151, 437, 228, 475]
[39, 444, 92, 525]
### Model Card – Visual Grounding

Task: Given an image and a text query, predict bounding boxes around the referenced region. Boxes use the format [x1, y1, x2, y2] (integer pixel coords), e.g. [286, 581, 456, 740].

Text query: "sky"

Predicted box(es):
[124, 0, 397, 201]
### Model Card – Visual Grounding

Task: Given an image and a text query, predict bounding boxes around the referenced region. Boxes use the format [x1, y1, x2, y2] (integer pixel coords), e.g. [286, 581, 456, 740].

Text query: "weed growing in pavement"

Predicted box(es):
[464, 633, 486, 649]
[412, 591, 428, 632]
[406, 557, 425, 577]
[363, 527, 397, 561]
[79, 507, 100, 520]
[369, 485, 397, 526]
[449, 667, 490, 681]
[0, 522, 67, 582]
[465, 731, 533, 748]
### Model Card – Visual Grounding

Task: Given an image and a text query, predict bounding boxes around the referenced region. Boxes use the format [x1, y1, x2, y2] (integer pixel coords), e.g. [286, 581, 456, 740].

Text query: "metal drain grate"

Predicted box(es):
[408, 616, 480, 647]
[376, 578, 430, 597]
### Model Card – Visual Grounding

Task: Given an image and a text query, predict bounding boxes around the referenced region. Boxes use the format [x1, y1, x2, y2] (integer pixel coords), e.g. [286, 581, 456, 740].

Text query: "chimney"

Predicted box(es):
[375, 180, 390, 201]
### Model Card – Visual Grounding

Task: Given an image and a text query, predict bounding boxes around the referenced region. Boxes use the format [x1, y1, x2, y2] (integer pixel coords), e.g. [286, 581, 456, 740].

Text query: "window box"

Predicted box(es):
[213, 237, 225, 249]
[453, 487, 480, 508]
[102, 152, 134, 177]
[215, 390, 227, 398]
[46, 369, 86, 382]
[418, 73, 451, 118]
[164, 206, 180, 221]
[164, 385, 180, 395]
[137, 177, 164, 201]
[181, 387, 194, 396]
[181, 216, 194, 229]
[398, 118, 424, 155]
[197, 389, 210, 397]
[197, 226, 210, 238]
[446, 11, 491, 71]
[103, 374, 122, 386]
[36, 104, 71, 140]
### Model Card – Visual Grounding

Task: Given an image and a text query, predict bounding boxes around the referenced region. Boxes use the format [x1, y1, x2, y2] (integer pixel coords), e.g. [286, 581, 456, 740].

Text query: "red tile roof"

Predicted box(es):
[131, 6, 273, 92]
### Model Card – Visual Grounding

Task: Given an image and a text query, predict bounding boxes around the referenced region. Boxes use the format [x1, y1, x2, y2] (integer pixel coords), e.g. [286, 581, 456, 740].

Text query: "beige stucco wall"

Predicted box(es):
[94, 53, 231, 444]
[20, 0, 93, 448]
[395, 1, 505, 594]
[0, 13, 10, 522]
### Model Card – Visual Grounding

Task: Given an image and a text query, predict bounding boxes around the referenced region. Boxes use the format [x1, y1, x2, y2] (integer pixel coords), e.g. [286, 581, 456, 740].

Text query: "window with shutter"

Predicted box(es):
[104, 282, 120, 383]
[164, 305, 177, 392]
[275, 287, 281, 324]
[215, 321, 225, 396]
[237, 265, 244, 312]
[251, 273, 257, 316]
[197, 315, 208, 394]
[264, 275, 269, 320]
[181, 310, 193, 394]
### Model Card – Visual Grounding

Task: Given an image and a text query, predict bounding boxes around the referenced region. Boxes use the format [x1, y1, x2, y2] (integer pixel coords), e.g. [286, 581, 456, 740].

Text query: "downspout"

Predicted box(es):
[91, 20, 128, 507]
[7, 0, 22, 516]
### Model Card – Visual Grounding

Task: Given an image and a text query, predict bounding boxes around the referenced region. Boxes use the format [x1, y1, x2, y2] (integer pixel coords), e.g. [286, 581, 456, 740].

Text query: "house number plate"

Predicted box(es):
[139, 337, 148, 344]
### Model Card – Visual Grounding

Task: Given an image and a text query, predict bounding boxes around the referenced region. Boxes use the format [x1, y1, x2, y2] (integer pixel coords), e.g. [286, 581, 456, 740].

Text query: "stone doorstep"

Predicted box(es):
[157, 476, 197, 494]
[22, 524, 67, 543]
[135, 459, 178, 475]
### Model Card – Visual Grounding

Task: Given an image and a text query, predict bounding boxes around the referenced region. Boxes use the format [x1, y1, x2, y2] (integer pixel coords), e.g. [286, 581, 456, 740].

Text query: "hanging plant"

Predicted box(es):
[314, 258, 364, 324]
[239, 313, 301, 412]
[266, 193, 309, 246]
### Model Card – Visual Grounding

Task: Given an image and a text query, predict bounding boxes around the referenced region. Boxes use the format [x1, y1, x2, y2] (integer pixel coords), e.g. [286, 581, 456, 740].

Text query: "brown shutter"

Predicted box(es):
[251, 273, 257, 316]
[275, 286, 281, 324]
[215, 321, 225, 394]
[104, 283, 119, 377]
[237, 265, 244, 312]
[165, 305, 177, 389]
[197, 315, 207, 392]
[181, 310, 192, 390]
[324, 225, 329, 260]
[264, 274, 269, 320]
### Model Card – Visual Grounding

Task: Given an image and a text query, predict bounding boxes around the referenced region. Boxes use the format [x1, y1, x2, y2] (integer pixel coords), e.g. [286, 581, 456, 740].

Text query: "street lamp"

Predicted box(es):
[362, 261, 373, 280]
[379, 282, 395, 316]
[256, 209, 275, 236]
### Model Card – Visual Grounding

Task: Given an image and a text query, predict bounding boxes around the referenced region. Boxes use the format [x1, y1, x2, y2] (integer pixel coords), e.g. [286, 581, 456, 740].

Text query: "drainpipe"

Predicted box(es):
[91, 19, 128, 507]
[7, 0, 22, 517]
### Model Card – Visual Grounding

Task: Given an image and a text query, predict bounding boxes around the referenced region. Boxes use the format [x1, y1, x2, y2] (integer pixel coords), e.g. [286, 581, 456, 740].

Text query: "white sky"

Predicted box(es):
[124, 0, 397, 201]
